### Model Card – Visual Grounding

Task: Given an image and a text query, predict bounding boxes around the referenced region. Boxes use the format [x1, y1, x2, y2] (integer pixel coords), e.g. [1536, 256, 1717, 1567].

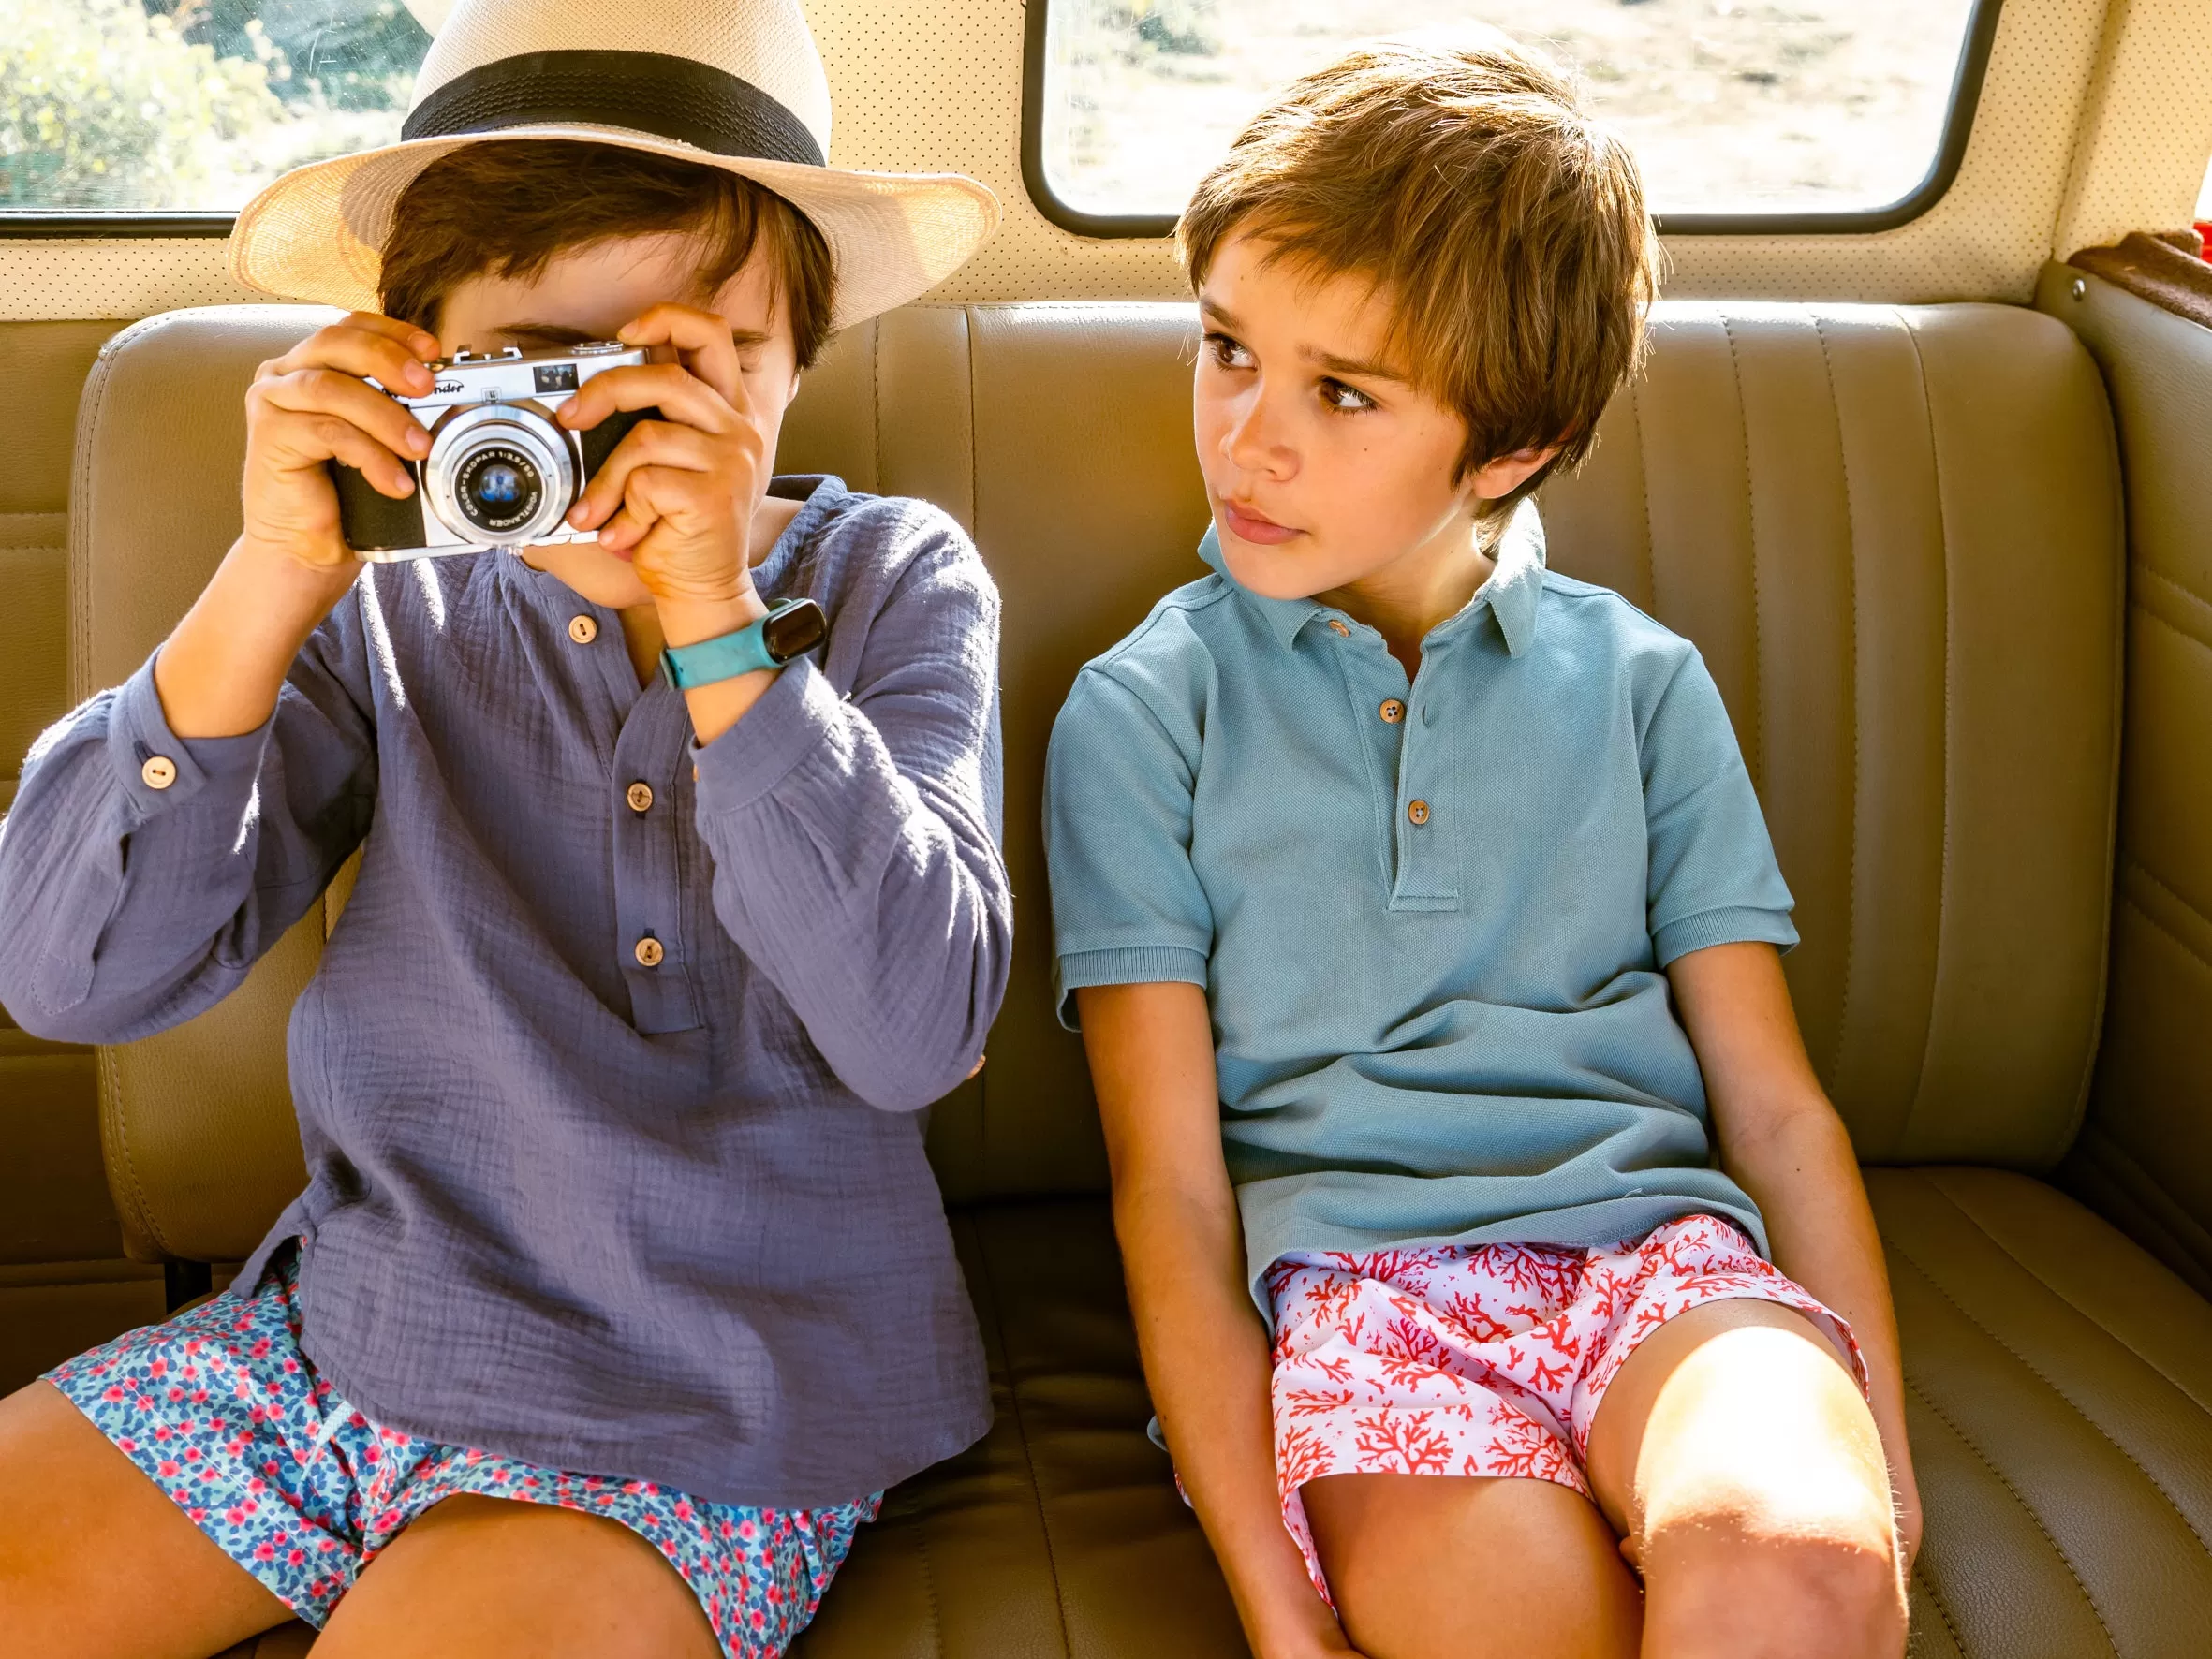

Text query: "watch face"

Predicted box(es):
[763, 599, 828, 663]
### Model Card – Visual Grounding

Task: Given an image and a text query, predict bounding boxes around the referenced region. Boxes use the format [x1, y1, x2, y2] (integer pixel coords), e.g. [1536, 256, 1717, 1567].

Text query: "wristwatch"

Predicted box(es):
[658, 597, 828, 690]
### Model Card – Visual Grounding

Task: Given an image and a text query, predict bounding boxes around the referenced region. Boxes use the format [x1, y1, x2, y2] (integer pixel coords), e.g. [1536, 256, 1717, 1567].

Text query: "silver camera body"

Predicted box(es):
[332, 342, 658, 562]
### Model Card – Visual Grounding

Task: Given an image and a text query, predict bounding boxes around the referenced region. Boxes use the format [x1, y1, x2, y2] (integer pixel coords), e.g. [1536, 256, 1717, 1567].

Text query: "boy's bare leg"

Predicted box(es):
[312, 1494, 722, 1659]
[1584, 1299, 1904, 1659]
[0, 1381, 297, 1659]
[1302, 1470, 1642, 1659]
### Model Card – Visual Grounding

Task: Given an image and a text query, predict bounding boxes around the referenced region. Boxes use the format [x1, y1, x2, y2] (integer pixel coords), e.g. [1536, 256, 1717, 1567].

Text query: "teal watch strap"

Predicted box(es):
[659, 598, 816, 690]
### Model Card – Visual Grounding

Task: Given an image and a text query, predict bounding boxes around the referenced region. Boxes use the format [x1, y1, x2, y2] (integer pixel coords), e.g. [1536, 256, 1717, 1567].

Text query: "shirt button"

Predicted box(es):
[1408, 800, 1431, 826]
[634, 937, 665, 968]
[568, 614, 599, 645]
[626, 781, 655, 814]
[1328, 619, 1351, 638]
[1379, 699, 1405, 724]
[140, 756, 177, 790]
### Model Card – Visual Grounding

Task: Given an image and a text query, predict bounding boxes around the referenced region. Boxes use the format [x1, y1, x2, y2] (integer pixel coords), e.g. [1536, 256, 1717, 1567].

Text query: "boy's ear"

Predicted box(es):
[784, 372, 804, 409]
[1466, 442, 1561, 504]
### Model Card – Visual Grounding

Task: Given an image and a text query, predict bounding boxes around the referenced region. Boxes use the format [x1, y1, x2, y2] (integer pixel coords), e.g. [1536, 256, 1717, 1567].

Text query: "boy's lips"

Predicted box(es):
[1217, 497, 1303, 546]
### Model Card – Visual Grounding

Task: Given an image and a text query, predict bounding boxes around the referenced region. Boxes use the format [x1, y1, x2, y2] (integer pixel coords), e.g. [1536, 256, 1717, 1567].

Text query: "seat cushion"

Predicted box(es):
[796, 1198, 1244, 1656]
[1868, 1167, 2212, 1657]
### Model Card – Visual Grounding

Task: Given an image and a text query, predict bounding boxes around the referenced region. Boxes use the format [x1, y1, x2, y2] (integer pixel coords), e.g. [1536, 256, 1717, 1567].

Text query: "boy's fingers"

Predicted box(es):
[556, 363, 735, 436]
[568, 420, 722, 530]
[617, 303, 746, 408]
[274, 417, 417, 501]
[265, 327, 437, 397]
[257, 370, 433, 463]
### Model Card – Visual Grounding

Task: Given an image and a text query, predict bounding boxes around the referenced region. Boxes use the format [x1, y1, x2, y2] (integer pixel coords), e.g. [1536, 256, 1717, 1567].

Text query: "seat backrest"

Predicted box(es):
[70, 300, 2121, 1262]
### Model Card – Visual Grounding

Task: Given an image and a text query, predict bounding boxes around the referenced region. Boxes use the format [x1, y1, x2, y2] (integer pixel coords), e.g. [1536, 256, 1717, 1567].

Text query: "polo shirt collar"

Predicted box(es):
[1199, 498, 1549, 656]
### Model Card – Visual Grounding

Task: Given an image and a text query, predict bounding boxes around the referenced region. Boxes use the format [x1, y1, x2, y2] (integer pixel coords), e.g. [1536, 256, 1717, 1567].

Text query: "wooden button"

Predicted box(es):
[634, 937, 665, 968]
[1379, 699, 1406, 724]
[140, 756, 177, 790]
[1408, 800, 1430, 826]
[568, 614, 599, 644]
[1327, 619, 1351, 638]
[626, 782, 655, 814]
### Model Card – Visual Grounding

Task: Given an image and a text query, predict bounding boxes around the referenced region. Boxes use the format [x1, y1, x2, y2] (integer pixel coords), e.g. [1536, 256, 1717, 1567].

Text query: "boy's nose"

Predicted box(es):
[1222, 388, 1295, 479]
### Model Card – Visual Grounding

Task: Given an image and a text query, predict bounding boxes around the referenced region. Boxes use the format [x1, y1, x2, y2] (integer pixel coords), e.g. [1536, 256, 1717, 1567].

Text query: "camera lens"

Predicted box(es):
[451, 446, 544, 536]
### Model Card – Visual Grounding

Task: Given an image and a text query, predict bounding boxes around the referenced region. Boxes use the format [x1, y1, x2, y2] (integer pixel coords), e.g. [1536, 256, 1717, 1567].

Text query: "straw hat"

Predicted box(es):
[228, 0, 1000, 332]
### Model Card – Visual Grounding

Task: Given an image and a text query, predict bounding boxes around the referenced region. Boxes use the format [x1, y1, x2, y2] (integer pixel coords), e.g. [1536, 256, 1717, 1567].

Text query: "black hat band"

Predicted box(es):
[403, 49, 825, 169]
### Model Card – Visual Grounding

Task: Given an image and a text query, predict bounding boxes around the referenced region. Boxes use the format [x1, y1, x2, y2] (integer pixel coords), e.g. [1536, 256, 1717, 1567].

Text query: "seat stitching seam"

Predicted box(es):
[1812, 312, 1862, 1091]
[1718, 313, 1763, 786]
[1894, 313, 1950, 1151]
[1629, 375, 1658, 613]
[2119, 863, 2212, 974]
[1890, 1234, 2212, 1554]
[912, 1495, 947, 1659]
[1913, 1562, 1969, 1659]
[1902, 1373, 2119, 1656]
[1920, 1170, 2212, 1420]
[968, 1212, 1076, 1658]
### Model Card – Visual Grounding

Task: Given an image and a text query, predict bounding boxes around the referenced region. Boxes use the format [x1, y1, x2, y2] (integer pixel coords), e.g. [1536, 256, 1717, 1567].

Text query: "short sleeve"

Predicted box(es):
[1641, 650, 1798, 966]
[1043, 667, 1213, 1028]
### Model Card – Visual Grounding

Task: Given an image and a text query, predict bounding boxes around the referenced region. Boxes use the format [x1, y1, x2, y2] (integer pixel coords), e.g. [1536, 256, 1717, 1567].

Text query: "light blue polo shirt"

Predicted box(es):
[1044, 505, 1797, 1306]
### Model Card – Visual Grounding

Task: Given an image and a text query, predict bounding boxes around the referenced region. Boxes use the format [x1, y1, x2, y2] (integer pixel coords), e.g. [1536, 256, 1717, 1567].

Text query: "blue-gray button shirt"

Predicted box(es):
[0, 477, 1007, 1508]
[1045, 507, 1795, 1306]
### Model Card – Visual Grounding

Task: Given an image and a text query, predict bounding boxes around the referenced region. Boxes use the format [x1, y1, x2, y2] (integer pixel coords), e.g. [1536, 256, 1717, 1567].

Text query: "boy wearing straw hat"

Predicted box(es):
[0, 3, 1007, 1655]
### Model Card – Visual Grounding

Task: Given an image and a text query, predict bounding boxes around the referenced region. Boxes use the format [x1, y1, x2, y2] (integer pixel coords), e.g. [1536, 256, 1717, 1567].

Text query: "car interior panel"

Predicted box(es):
[5, 0, 2212, 1654]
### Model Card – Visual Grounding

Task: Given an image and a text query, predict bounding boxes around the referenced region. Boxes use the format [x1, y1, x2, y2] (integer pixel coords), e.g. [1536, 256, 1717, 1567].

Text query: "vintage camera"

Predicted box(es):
[331, 342, 660, 561]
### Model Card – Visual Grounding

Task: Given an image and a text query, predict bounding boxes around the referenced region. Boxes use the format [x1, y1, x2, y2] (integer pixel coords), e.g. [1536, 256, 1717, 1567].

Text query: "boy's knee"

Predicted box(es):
[1640, 1496, 1905, 1659]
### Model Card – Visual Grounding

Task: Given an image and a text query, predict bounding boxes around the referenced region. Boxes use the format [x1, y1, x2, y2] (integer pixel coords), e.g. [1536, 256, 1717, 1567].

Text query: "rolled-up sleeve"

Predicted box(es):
[0, 608, 376, 1043]
[1044, 665, 1214, 1028]
[1640, 648, 1797, 967]
[690, 522, 1011, 1113]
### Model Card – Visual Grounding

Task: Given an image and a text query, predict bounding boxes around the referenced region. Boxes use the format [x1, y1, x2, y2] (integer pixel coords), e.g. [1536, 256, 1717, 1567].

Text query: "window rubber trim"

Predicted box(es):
[1020, 0, 2006, 242]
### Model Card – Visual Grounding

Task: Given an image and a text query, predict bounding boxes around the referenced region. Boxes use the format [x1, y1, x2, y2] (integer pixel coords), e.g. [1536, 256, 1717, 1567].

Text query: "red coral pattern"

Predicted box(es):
[1265, 1213, 1864, 1604]
[45, 1244, 877, 1659]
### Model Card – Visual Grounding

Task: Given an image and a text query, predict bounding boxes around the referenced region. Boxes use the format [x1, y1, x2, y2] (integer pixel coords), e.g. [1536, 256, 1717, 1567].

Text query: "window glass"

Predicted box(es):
[1039, 0, 1984, 222]
[1, 0, 430, 215]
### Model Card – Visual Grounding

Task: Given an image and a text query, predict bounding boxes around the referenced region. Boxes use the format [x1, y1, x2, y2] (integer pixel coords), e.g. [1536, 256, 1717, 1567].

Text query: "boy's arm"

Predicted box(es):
[685, 530, 1010, 1111]
[0, 315, 420, 1041]
[1080, 982, 1363, 1659]
[559, 303, 1009, 1110]
[1667, 940, 1923, 1565]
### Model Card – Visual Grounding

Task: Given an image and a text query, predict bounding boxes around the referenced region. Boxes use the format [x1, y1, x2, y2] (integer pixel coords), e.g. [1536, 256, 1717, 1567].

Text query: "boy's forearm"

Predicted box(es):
[154, 537, 358, 740]
[1118, 1185, 1343, 1658]
[1721, 1102, 1919, 1552]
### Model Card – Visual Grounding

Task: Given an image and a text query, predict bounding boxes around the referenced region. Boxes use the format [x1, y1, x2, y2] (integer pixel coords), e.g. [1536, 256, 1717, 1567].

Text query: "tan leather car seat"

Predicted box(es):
[68, 301, 2212, 1657]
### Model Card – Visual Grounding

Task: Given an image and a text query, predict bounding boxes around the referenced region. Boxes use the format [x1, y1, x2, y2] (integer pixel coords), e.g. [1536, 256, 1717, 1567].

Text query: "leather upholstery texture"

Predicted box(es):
[2035, 262, 2212, 1299]
[71, 299, 2210, 1656]
[0, 318, 163, 1392]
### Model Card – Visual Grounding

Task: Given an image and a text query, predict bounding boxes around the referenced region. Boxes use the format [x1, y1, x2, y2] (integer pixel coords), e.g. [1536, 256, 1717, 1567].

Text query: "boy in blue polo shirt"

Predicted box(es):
[1045, 37, 1920, 1659]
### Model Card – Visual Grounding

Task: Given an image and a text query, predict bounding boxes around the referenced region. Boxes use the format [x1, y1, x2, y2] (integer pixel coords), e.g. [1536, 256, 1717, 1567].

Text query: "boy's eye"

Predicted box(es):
[1203, 331, 1255, 371]
[1320, 377, 1377, 414]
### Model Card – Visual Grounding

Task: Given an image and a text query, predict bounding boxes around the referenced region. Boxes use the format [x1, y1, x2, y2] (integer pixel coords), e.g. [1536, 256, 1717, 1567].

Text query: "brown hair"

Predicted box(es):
[378, 140, 837, 368]
[1178, 34, 1658, 521]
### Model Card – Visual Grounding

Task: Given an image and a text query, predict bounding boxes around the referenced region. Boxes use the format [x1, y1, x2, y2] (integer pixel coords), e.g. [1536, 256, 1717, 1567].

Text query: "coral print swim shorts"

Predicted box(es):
[44, 1243, 878, 1659]
[1264, 1212, 1865, 1602]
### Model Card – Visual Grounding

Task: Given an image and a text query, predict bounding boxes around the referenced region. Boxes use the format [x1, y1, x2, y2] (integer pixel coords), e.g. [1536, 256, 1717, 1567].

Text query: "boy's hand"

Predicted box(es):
[556, 302, 772, 613]
[242, 312, 438, 590]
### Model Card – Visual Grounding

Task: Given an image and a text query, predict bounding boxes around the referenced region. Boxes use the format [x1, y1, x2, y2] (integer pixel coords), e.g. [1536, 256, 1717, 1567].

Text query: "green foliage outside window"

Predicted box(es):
[0, 0, 431, 213]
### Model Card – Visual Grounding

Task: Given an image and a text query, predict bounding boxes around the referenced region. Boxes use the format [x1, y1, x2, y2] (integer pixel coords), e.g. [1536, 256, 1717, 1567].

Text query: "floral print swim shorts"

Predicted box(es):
[1264, 1212, 1865, 1602]
[44, 1243, 879, 1659]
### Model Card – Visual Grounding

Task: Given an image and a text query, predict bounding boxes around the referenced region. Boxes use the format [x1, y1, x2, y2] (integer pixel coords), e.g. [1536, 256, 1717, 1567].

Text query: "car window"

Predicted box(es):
[0, 0, 430, 218]
[1030, 0, 1995, 231]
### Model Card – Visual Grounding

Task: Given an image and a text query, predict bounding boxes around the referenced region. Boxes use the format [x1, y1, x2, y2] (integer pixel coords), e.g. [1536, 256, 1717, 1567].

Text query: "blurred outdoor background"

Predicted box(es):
[1040, 0, 1985, 217]
[1, 0, 426, 212]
